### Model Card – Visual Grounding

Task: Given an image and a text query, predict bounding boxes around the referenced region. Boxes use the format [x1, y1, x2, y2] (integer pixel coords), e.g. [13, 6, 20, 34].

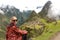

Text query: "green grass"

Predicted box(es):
[32, 20, 60, 40]
[0, 31, 5, 40]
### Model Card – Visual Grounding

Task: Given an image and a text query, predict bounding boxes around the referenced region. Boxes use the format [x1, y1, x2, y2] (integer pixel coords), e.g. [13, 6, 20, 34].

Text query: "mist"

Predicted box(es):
[47, 1, 60, 20]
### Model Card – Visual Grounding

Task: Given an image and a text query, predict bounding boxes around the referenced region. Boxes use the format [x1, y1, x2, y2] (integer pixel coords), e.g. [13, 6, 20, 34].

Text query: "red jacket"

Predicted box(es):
[6, 23, 27, 40]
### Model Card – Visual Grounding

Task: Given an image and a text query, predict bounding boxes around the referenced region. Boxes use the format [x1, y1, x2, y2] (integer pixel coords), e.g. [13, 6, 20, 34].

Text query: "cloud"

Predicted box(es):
[0, 9, 4, 14]
[0, 0, 48, 12]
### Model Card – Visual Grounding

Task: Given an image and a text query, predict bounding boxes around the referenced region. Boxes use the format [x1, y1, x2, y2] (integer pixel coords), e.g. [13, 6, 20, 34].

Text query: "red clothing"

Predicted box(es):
[6, 23, 27, 40]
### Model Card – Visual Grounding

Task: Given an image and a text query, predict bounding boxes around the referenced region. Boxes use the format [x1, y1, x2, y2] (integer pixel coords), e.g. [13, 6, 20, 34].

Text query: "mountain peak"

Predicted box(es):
[38, 1, 52, 18]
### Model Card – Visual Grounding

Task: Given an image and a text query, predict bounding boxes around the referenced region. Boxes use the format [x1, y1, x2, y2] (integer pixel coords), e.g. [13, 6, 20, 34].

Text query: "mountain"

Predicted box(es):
[22, 10, 32, 21]
[26, 10, 38, 21]
[0, 5, 33, 26]
[20, 10, 45, 38]
[38, 1, 52, 18]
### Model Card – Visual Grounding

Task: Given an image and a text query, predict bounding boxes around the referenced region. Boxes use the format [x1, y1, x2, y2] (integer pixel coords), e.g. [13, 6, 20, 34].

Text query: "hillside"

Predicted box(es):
[20, 11, 46, 39]
[0, 14, 7, 40]
[32, 20, 60, 40]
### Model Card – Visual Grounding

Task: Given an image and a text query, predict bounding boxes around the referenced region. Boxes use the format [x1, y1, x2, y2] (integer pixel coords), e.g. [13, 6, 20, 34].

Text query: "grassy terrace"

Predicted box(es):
[33, 19, 60, 40]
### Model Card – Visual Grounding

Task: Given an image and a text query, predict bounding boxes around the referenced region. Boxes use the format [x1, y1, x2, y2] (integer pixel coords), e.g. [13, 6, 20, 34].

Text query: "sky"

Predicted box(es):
[0, 0, 60, 13]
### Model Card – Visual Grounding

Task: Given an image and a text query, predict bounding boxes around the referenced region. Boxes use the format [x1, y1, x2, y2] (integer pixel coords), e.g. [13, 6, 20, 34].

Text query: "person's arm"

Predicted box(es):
[12, 26, 28, 34]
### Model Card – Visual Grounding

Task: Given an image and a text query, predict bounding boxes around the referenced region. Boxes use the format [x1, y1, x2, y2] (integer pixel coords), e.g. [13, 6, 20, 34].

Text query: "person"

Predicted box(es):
[6, 16, 28, 40]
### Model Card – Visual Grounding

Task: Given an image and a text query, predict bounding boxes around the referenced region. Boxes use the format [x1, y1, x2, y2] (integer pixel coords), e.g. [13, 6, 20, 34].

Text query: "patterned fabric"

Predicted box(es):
[6, 23, 27, 40]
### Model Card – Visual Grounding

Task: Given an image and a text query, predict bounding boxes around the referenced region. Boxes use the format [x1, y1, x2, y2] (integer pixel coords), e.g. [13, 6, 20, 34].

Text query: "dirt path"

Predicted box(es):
[50, 32, 60, 40]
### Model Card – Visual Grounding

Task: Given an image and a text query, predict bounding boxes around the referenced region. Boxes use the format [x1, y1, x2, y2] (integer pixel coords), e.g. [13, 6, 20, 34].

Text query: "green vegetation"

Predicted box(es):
[32, 19, 60, 40]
